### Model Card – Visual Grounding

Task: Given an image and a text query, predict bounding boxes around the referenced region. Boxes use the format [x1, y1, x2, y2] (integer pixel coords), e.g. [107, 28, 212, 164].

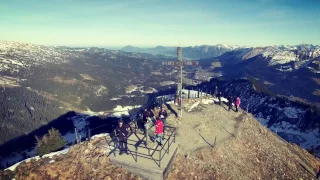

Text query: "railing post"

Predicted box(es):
[136, 146, 138, 162]
[88, 128, 91, 142]
[159, 150, 161, 167]
[168, 136, 170, 154]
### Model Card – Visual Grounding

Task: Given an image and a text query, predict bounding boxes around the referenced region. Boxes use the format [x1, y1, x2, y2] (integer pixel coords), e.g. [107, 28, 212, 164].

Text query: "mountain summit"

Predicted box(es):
[1, 98, 319, 179]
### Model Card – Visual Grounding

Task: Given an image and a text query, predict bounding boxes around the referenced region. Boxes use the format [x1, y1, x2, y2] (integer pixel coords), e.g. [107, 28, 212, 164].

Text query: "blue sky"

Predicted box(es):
[0, 0, 319, 47]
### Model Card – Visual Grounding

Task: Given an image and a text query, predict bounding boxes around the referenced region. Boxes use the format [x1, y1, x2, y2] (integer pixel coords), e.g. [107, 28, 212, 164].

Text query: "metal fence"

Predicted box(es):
[104, 120, 177, 167]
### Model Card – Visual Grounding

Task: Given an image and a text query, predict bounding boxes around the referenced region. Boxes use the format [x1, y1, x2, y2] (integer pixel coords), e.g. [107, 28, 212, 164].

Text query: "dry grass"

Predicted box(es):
[167, 112, 320, 180]
[80, 74, 95, 81]
[2, 138, 140, 180]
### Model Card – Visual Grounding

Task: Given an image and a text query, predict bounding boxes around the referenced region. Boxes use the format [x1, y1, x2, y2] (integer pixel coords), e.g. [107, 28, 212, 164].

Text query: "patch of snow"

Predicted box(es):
[182, 89, 209, 98]
[110, 97, 121, 100]
[202, 98, 213, 105]
[211, 97, 228, 103]
[282, 107, 304, 119]
[91, 133, 110, 140]
[165, 100, 174, 104]
[63, 132, 77, 144]
[125, 85, 138, 94]
[42, 148, 69, 159]
[83, 108, 105, 116]
[95, 85, 107, 96]
[5, 148, 69, 171]
[112, 105, 141, 117]
[188, 101, 200, 112]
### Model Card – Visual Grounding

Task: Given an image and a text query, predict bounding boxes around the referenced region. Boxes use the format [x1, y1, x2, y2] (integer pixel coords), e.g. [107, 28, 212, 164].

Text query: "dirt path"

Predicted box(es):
[166, 101, 244, 155]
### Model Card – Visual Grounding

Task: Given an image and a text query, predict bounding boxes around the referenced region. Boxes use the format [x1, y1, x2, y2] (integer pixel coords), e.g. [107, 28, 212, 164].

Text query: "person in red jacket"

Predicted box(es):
[235, 97, 241, 112]
[154, 118, 164, 146]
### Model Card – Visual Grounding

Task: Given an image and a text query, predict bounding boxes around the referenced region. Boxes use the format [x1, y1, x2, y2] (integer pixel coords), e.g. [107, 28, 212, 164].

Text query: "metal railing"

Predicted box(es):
[104, 120, 176, 167]
[86, 92, 177, 167]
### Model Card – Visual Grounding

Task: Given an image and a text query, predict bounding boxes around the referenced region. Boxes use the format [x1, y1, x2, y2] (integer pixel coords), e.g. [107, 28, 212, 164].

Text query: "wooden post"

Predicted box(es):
[197, 89, 200, 98]
[188, 90, 190, 99]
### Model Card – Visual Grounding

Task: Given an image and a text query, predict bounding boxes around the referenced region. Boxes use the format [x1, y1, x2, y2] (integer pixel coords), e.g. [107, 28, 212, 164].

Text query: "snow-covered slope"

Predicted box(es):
[241, 44, 320, 71]
[0, 40, 82, 73]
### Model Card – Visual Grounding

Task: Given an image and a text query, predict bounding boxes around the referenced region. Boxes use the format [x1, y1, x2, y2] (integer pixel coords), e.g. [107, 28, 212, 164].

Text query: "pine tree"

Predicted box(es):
[35, 128, 66, 156]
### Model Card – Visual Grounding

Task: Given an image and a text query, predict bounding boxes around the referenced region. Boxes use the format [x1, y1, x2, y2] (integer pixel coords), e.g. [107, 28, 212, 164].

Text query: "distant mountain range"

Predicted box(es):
[122, 44, 244, 60]
[198, 44, 320, 104]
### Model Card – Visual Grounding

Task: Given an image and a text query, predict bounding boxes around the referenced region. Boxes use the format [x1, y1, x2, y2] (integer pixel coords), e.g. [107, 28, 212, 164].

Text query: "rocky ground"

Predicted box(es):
[167, 99, 320, 180]
[1, 97, 320, 180]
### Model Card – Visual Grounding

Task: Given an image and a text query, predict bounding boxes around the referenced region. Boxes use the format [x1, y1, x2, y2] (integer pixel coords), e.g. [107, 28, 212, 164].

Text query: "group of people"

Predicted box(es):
[142, 107, 168, 146]
[113, 106, 168, 155]
[215, 86, 241, 112]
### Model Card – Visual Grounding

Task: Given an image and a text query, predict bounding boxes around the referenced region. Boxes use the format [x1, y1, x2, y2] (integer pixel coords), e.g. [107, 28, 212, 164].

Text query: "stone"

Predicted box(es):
[84, 149, 90, 155]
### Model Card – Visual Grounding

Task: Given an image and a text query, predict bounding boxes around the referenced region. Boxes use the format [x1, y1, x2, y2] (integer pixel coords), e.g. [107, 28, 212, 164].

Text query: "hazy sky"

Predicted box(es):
[1, 0, 319, 47]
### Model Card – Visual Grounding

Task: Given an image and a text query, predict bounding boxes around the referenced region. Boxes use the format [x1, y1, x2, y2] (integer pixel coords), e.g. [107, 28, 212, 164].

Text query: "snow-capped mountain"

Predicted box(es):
[202, 44, 320, 103]
[122, 44, 244, 59]
[0, 40, 84, 73]
[241, 44, 320, 71]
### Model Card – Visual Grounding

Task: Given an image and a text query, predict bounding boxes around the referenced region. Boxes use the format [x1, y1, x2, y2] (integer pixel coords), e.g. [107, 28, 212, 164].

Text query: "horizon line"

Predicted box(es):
[0, 39, 319, 49]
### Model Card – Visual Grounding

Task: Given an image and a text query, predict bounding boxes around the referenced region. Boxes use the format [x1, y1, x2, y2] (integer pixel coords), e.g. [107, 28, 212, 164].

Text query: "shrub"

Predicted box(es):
[35, 128, 66, 156]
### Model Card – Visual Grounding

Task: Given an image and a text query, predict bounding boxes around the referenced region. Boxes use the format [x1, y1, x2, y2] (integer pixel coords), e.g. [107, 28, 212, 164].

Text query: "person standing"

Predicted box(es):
[142, 108, 150, 124]
[154, 118, 164, 146]
[227, 96, 232, 111]
[214, 86, 218, 97]
[158, 107, 168, 131]
[149, 109, 156, 125]
[217, 92, 222, 105]
[144, 117, 152, 146]
[235, 97, 241, 112]
[115, 119, 129, 155]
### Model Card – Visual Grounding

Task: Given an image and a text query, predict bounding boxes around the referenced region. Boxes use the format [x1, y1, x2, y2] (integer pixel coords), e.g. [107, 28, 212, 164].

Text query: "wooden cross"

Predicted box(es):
[162, 47, 199, 117]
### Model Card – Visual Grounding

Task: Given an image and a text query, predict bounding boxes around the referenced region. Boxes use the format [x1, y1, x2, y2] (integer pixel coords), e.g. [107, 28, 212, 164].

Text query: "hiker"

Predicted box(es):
[217, 92, 222, 105]
[227, 96, 232, 111]
[149, 108, 156, 125]
[154, 118, 164, 146]
[115, 119, 129, 155]
[142, 108, 150, 124]
[214, 86, 218, 97]
[235, 96, 241, 112]
[144, 117, 152, 146]
[158, 107, 168, 132]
